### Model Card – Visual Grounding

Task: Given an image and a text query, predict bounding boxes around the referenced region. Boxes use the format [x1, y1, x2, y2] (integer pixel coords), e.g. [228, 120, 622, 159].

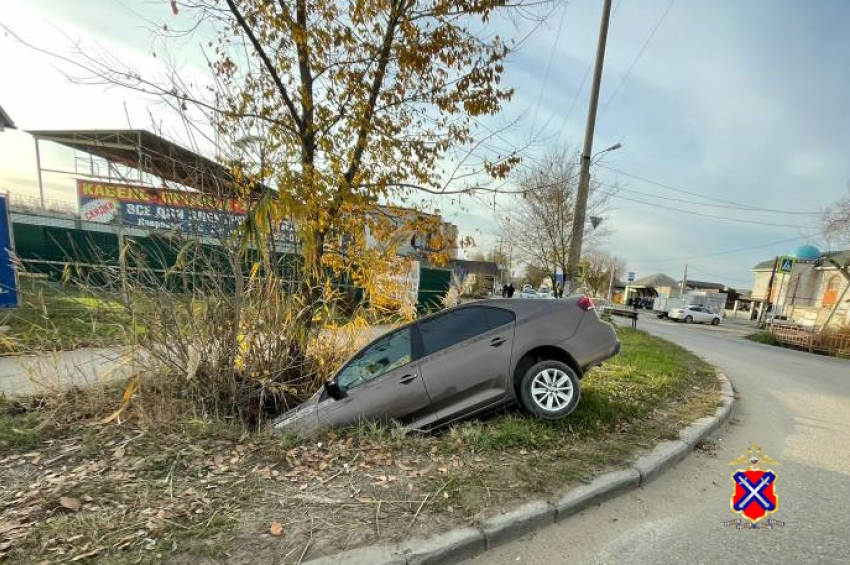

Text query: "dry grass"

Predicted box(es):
[0, 328, 720, 564]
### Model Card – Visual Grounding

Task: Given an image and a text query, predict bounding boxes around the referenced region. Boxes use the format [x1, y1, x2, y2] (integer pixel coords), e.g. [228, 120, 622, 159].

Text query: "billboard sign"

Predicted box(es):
[0, 194, 19, 308]
[77, 180, 297, 246]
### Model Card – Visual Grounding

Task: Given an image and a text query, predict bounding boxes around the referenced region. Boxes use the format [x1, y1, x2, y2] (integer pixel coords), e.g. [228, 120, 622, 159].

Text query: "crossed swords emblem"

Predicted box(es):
[732, 471, 777, 512]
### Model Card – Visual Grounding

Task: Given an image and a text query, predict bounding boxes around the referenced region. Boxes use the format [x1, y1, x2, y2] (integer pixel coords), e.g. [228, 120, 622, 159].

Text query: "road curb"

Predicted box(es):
[301, 371, 735, 565]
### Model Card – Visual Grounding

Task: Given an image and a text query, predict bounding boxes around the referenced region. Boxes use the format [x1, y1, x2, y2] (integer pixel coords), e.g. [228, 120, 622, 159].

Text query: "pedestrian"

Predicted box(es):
[501, 284, 507, 298]
[507, 283, 515, 298]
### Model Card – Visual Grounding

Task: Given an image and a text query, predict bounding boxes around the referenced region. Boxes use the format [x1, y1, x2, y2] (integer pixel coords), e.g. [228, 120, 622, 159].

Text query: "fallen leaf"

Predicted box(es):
[269, 522, 284, 537]
[59, 496, 81, 512]
[113, 446, 125, 460]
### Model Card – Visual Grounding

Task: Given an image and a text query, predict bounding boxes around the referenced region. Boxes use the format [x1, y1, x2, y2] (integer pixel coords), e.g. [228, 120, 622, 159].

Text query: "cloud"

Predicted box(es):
[1, 0, 848, 289]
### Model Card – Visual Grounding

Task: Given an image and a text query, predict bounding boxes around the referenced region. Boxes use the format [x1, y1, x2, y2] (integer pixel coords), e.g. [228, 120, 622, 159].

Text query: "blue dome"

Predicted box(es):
[788, 244, 820, 260]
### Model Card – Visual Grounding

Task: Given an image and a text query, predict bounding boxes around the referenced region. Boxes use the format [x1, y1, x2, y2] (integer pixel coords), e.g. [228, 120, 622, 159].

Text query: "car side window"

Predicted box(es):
[419, 307, 490, 356]
[484, 307, 515, 329]
[336, 328, 412, 391]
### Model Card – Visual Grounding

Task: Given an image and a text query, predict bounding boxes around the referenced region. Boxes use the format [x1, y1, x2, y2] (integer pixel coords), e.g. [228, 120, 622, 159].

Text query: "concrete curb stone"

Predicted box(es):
[301, 371, 735, 565]
[631, 439, 691, 486]
[552, 468, 641, 521]
[395, 527, 486, 565]
[479, 500, 555, 549]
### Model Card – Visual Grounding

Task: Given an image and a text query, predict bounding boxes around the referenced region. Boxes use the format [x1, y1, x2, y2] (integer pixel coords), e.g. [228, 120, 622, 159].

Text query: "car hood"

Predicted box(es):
[272, 390, 322, 433]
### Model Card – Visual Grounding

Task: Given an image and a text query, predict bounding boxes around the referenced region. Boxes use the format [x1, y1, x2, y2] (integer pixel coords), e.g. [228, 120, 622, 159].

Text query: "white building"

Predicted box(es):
[751, 245, 850, 329]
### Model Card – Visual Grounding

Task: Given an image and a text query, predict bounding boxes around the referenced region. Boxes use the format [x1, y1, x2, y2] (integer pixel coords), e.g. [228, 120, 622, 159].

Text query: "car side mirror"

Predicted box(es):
[325, 380, 348, 400]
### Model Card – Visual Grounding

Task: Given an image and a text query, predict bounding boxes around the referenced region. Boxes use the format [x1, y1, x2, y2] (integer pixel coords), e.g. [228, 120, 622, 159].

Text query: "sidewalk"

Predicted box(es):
[0, 347, 134, 396]
[0, 325, 395, 397]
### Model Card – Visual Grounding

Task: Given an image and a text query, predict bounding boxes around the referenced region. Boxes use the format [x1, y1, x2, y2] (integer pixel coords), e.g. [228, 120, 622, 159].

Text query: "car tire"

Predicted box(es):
[519, 360, 581, 421]
[711, 317, 720, 326]
[684, 315, 693, 323]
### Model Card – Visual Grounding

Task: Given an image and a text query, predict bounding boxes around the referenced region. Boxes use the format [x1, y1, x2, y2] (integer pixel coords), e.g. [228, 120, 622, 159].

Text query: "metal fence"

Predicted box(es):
[8, 208, 450, 311]
[771, 325, 850, 357]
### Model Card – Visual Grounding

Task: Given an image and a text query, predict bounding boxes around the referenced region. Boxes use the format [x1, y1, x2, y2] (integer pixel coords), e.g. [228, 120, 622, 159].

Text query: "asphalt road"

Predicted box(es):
[464, 315, 850, 565]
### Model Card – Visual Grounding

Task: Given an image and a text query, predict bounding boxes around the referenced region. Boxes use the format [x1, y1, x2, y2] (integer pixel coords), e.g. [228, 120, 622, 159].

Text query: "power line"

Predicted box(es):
[602, 181, 819, 215]
[686, 264, 754, 285]
[599, 0, 678, 118]
[596, 188, 810, 228]
[551, 0, 628, 147]
[628, 235, 804, 263]
[530, 1, 569, 137]
[597, 164, 824, 215]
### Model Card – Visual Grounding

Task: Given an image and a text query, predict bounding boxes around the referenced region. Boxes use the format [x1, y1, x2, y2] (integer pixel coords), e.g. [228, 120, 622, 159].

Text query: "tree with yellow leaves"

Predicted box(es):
[167, 0, 534, 326]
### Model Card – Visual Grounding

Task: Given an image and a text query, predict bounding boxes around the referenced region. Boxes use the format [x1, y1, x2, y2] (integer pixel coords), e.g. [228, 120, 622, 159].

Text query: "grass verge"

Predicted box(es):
[0, 328, 720, 564]
[0, 278, 131, 353]
[746, 330, 778, 346]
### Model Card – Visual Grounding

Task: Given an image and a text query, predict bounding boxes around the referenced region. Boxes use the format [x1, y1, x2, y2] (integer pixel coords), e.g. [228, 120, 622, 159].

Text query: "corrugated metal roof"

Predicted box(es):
[27, 129, 252, 196]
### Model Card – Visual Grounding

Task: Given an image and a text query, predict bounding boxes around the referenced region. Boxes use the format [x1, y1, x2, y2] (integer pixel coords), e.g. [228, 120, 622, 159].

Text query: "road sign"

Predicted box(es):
[627, 271, 635, 282]
[0, 194, 18, 308]
[777, 256, 794, 273]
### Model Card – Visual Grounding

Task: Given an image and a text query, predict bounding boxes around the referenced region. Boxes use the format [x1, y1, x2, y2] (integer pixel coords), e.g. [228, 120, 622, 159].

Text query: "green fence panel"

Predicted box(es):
[418, 266, 451, 313]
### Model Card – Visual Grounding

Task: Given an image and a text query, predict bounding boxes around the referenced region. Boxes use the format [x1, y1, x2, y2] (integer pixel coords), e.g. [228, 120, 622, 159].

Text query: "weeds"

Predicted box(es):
[0, 328, 720, 564]
[747, 330, 779, 345]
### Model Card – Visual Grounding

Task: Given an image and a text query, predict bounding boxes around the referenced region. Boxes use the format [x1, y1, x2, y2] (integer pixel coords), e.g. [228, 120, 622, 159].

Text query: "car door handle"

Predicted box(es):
[399, 374, 419, 385]
[490, 337, 507, 347]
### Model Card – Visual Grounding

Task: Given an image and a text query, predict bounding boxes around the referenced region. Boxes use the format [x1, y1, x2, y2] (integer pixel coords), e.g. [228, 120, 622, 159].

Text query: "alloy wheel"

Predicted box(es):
[530, 368, 574, 412]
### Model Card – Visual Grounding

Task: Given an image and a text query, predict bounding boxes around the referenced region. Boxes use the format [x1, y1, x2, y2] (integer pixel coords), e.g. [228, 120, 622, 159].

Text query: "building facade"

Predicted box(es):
[751, 245, 850, 328]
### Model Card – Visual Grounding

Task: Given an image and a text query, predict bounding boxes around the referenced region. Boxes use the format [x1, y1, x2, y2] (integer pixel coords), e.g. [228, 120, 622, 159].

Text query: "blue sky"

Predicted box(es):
[1, 0, 849, 289]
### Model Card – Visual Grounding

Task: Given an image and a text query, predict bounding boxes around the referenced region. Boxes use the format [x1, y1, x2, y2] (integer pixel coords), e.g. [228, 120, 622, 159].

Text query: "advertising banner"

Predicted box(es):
[77, 180, 297, 246]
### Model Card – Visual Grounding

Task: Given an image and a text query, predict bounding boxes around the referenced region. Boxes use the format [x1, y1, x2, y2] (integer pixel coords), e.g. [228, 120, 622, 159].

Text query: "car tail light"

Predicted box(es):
[577, 295, 595, 311]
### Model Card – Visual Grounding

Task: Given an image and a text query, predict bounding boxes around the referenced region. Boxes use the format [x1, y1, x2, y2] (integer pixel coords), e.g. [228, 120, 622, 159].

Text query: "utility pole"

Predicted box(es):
[565, 0, 613, 292]
[680, 263, 688, 298]
[758, 256, 779, 326]
[497, 237, 505, 288]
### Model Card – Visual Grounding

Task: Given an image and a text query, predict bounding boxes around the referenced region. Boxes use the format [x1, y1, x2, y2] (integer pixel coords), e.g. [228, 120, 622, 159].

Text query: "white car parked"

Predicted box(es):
[668, 304, 722, 325]
[520, 287, 538, 299]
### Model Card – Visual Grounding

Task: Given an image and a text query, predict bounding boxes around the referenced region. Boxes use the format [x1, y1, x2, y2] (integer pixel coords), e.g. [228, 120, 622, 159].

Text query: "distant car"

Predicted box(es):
[668, 304, 721, 325]
[537, 288, 553, 299]
[520, 287, 538, 299]
[274, 297, 620, 433]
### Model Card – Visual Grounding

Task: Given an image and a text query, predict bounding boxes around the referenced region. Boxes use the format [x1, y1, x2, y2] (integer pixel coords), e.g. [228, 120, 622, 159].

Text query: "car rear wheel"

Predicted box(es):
[519, 360, 581, 420]
[684, 315, 693, 323]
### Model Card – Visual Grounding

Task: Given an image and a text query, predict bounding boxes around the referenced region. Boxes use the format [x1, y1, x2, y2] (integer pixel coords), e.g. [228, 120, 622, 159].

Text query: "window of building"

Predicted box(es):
[822, 275, 841, 307]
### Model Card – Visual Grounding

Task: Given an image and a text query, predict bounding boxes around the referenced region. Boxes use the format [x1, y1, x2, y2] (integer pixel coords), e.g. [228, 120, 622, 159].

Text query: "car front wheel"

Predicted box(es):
[519, 360, 581, 420]
[711, 317, 720, 326]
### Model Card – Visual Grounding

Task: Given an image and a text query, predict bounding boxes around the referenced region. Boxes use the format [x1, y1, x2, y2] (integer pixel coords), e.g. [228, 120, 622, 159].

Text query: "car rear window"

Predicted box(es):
[485, 307, 515, 329]
[419, 308, 489, 356]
